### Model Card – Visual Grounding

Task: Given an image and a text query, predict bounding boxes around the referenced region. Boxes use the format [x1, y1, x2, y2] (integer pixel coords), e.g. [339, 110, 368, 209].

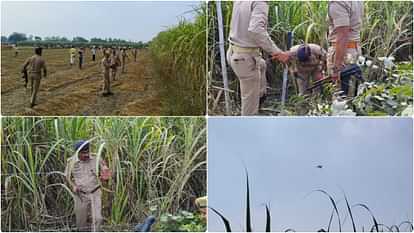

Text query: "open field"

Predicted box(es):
[1, 47, 161, 116]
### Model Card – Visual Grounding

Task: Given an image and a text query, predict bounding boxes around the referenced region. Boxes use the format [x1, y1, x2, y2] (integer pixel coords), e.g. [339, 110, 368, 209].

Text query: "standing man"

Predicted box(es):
[227, 1, 290, 116]
[91, 46, 97, 62]
[327, 1, 364, 97]
[78, 48, 84, 69]
[133, 48, 138, 62]
[110, 48, 121, 81]
[14, 44, 19, 57]
[22, 47, 47, 108]
[101, 51, 113, 96]
[65, 140, 111, 232]
[288, 44, 327, 95]
[70, 46, 76, 67]
[121, 48, 129, 73]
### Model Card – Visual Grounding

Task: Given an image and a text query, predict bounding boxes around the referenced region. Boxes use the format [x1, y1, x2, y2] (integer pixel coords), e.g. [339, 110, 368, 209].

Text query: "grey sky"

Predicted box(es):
[208, 118, 413, 232]
[1, 1, 199, 42]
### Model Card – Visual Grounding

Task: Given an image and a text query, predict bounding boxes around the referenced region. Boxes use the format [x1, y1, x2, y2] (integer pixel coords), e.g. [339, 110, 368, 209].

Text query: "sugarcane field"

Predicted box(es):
[1, 1, 206, 116]
[208, 1, 413, 116]
[1, 117, 207, 232]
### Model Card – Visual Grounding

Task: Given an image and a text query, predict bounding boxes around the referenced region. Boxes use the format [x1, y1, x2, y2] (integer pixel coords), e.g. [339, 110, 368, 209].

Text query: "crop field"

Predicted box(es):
[1, 47, 161, 116]
[208, 1, 413, 116]
[1, 117, 206, 232]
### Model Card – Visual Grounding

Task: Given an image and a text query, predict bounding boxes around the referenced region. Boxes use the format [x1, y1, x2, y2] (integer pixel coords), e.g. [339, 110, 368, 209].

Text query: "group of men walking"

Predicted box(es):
[227, 1, 364, 115]
[21, 45, 139, 107]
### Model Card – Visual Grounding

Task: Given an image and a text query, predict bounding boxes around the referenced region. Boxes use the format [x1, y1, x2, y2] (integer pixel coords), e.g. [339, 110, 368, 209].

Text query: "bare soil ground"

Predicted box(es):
[1, 47, 161, 116]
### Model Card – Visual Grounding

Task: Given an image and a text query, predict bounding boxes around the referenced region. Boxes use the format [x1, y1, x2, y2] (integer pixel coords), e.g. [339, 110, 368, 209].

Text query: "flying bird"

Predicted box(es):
[315, 165, 323, 169]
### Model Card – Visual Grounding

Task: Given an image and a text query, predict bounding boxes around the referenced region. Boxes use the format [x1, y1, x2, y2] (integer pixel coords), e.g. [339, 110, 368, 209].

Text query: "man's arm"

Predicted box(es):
[21, 58, 30, 73]
[248, 1, 281, 55]
[330, 2, 352, 77]
[99, 160, 111, 181]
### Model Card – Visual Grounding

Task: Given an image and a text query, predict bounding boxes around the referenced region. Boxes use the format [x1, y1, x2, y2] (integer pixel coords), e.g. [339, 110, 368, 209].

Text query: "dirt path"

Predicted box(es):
[1, 48, 161, 116]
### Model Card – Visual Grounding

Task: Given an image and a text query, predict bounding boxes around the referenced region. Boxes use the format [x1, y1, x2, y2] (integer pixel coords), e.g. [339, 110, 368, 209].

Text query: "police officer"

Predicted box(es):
[65, 140, 111, 232]
[78, 48, 84, 69]
[110, 48, 121, 81]
[101, 51, 113, 96]
[22, 47, 47, 108]
[327, 1, 364, 96]
[121, 48, 129, 73]
[288, 44, 327, 95]
[227, 1, 290, 116]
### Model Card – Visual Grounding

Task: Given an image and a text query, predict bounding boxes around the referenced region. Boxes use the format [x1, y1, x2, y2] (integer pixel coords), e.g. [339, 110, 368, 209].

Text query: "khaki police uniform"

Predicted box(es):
[289, 44, 326, 95]
[111, 52, 121, 81]
[22, 55, 47, 106]
[65, 155, 102, 231]
[121, 50, 128, 73]
[101, 56, 112, 94]
[133, 49, 138, 62]
[227, 1, 281, 115]
[327, 1, 364, 95]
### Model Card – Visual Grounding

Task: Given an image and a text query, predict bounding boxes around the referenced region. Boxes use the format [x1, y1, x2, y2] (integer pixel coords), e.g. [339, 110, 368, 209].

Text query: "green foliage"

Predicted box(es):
[1, 117, 206, 231]
[208, 1, 413, 116]
[150, 3, 206, 115]
[211, 170, 413, 232]
[156, 211, 206, 232]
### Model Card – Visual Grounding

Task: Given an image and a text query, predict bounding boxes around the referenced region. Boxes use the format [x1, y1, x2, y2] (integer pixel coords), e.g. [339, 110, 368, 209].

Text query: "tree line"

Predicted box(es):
[1, 32, 148, 48]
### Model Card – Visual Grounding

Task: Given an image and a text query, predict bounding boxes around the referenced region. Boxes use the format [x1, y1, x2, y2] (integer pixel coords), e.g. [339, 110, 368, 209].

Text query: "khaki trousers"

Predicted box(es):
[103, 72, 111, 94]
[227, 48, 267, 116]
[122, 59, 126, 73]
[74, 189, 102, 232]
[29, 73, 41, 106]
[294, 69, 323, 95]
[327, 46, 361, 96]
[111, 68, 118, 81]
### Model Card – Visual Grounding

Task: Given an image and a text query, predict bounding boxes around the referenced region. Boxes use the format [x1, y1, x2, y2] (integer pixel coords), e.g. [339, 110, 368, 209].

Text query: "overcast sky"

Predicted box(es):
[1, 1, 199, 42]
[208, 118, 413, 232]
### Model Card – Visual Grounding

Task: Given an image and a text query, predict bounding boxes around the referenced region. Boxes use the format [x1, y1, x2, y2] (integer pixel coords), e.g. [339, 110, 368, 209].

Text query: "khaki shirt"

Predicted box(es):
[289, 44, 326, 73]
[111, 53, 121, 67]
[328, 1, 364, 42]
[101, 57, 111, 73]
[22, 55, 47, 76]
[121, 51, 128, 61]
[229, 1, 281, 54]
[65, 155, 100, 193]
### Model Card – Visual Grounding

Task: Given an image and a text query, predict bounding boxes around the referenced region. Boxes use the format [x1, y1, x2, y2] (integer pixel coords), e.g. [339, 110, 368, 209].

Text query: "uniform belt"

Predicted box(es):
[330, 41, 359, 49]
[79, 185, 101, 195]
[230, 44, 260, 53]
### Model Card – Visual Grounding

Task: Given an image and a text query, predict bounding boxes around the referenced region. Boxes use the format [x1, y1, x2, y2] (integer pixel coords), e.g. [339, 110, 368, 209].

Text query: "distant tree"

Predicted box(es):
[8, 32, 27, 44]
[72, 36, 88, 43]
[28, 34, 34, 41]
[34, 36, 42, 41]
[91, 37, 107, 43]
[1, 36, 7, 43]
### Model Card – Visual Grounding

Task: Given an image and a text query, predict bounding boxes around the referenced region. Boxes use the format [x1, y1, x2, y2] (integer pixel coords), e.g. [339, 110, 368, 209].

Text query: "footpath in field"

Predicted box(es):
[1, 49, 161, 116]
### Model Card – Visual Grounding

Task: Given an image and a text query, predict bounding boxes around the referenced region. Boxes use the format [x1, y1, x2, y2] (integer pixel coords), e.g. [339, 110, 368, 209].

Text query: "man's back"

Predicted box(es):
[229, 1, 280, 54]
[25, 55, 46, 74]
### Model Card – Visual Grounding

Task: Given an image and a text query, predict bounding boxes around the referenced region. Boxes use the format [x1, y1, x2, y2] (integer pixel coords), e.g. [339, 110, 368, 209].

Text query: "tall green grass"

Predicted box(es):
[210, 171, 413, 232]
[150, 3, 206, 116]
[208, 1, 413, 114]
[1, 117, 206, 231]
